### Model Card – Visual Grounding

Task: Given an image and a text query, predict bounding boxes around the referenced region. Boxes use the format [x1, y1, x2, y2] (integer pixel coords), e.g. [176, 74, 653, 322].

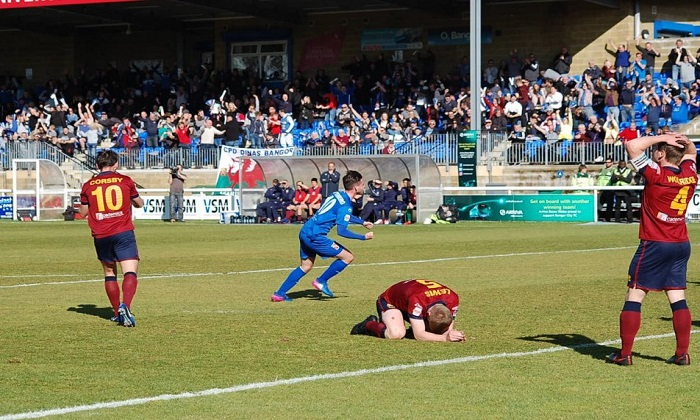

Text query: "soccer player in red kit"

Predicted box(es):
[607, 133, 697, 365]
[80, 150, 144, 327]
[350, 279, 465, 342]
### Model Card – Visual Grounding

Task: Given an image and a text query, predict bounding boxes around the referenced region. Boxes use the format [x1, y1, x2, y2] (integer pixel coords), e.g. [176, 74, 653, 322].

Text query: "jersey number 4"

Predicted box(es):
[670, 186, 690, 215]
[91, 186, 124, 212]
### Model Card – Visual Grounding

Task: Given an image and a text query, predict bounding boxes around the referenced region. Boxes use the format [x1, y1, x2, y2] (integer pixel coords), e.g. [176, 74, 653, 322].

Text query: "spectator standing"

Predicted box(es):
[671, 91, 690, 125]
[138, 111, 159, 148]
[278, 108, 294, 148]
[641, 92, 662, 134]
[320, 161, 341, 200]
[197, 119, 225, 150]
[551, 46, 572, 75]
[175, 120, 193, 168]
[168, 164, 187, 223]
[669, 39, 689, 82]
[619, 79, 636, 124]
[223, 114, 242, 147]
[676, 54, 698, 90]
[635, 38, 661, 76]
[607, 133, 696, 366]
[607, 39, 632, 86]
[629, 52, 647, 88]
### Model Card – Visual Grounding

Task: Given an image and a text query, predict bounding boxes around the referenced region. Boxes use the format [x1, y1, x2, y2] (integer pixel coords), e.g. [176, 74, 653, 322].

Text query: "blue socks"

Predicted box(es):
[276, 260, 350, 296]
[317, 259, 349, 284]
[275, 267, 306, 296]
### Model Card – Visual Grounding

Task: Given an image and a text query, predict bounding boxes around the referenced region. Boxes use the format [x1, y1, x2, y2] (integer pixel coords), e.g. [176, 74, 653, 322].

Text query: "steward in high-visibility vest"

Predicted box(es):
[611, 159, 634, 222]
[597, 158, 616, 221]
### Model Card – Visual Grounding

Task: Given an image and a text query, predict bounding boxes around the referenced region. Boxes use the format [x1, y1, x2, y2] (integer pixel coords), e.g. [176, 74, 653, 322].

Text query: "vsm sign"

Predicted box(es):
[138, 195, 238, 220]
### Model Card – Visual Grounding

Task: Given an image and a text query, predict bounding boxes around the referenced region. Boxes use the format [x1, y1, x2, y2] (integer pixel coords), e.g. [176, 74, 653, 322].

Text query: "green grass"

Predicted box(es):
[1, 221, 700, 418]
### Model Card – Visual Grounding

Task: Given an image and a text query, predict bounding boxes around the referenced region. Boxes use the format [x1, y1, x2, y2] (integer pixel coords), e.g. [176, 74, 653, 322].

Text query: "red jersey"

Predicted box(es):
[618, 128, 639, 143]
[175, 126, 192, 146]
[80, 171, 140, 239]
[268, 114, 281, 135]
[380, 279, 459, 320]
[336, 134, 350, 147]
[637, 159, 697, 242]
[306, 185, 321, 204]
[293, 189, 308, 205]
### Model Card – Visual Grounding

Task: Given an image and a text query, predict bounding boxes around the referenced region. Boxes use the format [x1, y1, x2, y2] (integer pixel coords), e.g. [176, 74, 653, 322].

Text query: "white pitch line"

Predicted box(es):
[0, 246, 636, 290]
[0, 330, 695, 420]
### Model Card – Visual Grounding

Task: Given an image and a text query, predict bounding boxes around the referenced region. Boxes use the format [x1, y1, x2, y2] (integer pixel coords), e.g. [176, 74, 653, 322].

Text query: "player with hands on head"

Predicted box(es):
[607, 132, 697, 366]
[351, 279, 465, 342]
[271, 170, 374, 302]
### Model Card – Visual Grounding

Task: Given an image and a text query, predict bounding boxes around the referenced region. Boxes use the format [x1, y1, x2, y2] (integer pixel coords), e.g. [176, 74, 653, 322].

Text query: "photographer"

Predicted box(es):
[168, 164, 187, 223]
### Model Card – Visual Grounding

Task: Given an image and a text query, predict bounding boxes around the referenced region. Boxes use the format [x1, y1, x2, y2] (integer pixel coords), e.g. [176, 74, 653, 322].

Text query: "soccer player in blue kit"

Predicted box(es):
[271, 170, 374, 302]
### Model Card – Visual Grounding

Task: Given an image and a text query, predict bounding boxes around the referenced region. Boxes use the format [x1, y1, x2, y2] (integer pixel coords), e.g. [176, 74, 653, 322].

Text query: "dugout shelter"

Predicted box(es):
[237, 155, 441, 222]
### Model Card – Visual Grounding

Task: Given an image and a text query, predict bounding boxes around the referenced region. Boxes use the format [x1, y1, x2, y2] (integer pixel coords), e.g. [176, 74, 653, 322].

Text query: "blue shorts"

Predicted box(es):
[376, 296, 410, 322]
[94, 230, 140, 263]
[627, 240, 690, 291]
[299, 232, 344, 260]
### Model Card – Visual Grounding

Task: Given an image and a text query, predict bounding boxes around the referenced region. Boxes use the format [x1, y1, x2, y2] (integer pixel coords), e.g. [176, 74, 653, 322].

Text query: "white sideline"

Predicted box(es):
[1, 330, 696, 420]
[0, 246, 636, 289]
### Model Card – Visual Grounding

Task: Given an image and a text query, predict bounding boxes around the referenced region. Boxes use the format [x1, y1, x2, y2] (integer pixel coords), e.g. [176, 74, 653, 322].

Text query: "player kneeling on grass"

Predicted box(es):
[351, 279, 465, 342]
[79, 150, 144, 327]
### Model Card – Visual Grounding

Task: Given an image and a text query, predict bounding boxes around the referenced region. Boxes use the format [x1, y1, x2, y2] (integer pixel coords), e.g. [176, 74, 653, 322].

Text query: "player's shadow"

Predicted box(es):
[659, 316, 700, 328]
[287, 289, 339, 301]
[518, 333, 665, 362]
[67, 304, 114, 320]
[687, 281, 700, 287]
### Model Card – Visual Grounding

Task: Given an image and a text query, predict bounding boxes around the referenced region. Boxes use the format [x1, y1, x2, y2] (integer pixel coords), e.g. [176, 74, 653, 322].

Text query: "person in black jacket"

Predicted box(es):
[255, 179, 282, 223]
[360, 179, 385, 223]
[320, 161, 341, 200]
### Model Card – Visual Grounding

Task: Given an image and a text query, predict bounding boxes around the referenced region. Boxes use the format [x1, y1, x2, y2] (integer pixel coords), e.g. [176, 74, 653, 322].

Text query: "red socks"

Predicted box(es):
[366, 320, 386, 338]
[671, 300, 692, 356]
[104, 277, 120, 315]
[122, 272, 138, 308]
[619, 301, 642, 356]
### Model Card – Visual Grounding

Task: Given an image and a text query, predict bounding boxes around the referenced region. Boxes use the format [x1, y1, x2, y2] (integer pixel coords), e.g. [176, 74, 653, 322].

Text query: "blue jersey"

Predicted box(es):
[301, 190, 355, 237]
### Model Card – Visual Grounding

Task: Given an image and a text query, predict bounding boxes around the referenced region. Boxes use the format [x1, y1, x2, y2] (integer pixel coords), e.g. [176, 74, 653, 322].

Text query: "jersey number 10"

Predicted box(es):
[91, 186, 124, 212]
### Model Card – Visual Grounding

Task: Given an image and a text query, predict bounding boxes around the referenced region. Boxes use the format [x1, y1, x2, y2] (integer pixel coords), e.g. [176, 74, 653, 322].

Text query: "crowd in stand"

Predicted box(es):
[0, 38, 699, 168]
[487, 39, 700, 163]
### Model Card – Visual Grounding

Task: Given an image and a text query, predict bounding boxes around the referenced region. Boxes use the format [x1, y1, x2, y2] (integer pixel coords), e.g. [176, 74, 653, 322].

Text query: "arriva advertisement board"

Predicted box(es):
[445, 194, 595, 222]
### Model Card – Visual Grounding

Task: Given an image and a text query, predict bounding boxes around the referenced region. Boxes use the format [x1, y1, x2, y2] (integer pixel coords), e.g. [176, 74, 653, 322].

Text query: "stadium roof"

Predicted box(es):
[0, 0, 619, 35]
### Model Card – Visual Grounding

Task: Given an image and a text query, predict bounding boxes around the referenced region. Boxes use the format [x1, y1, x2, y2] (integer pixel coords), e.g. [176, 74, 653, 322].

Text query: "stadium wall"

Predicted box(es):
[1, 1, 699, 84]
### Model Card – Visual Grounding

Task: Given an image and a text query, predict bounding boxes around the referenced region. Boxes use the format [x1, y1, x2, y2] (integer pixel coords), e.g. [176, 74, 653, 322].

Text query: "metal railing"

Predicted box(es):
[4, 133, 699, 172]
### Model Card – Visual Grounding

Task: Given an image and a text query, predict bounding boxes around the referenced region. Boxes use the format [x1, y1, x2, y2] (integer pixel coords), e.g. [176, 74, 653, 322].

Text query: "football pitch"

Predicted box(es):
[1, 220, 699, 419]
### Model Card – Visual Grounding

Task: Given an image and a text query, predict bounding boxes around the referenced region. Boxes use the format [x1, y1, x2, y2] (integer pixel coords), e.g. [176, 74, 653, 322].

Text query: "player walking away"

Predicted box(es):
[271, 170, 374, 302]
[79, 150, 144, 327]
[607, 133, 697, 365]
[351, 279, 465, 342]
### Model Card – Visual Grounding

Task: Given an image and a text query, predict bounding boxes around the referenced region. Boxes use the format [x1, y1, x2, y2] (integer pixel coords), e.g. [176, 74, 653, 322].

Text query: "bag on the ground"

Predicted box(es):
[430, 205, 459, 224]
